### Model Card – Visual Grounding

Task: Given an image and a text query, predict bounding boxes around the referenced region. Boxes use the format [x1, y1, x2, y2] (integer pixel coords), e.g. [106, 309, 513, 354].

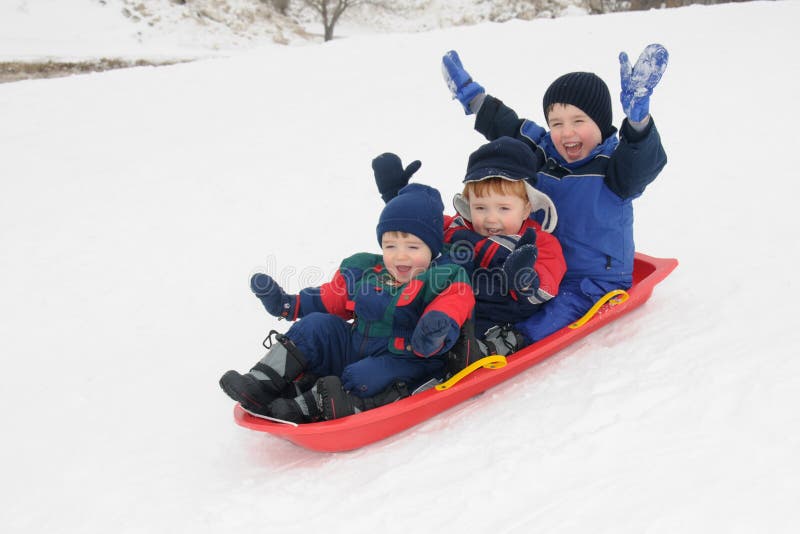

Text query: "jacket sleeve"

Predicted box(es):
[474, 95, 529, 141]
[532, 228, 566, 301]
[297, 266, 363, 321]
[474, 95, 547, 164]
[411, 266, 475, 357]
[605, 117, 668, 199]
[421, 266, 475, 330]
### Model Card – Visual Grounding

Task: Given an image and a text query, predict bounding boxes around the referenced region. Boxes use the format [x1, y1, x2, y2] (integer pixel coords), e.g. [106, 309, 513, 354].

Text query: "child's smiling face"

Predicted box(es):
[468, 192, 531, 237]
[381, 231, 432, 284]
[547, 103, 603, 162]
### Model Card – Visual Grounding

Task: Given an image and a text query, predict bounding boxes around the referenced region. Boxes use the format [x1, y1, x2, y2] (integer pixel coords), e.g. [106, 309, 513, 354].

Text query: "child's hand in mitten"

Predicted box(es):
[372, 153, 422, 203]
[250, 273, 297, 319]
[442, 50, 485, 115]
[619, 43, 669, 122]
[411, 311, 460, 357]
[502, 228, 540, 297]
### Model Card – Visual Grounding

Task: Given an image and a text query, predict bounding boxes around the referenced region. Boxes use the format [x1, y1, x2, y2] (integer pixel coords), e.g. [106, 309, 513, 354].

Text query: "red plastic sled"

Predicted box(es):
[233, 252, 678, 452]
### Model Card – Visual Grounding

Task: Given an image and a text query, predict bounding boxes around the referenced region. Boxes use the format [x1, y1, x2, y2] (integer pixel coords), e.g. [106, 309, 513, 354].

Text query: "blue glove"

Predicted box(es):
[441, 50, 485, 115]
[250, 273, 297, 319]
[411, 311, 460, 357]
[619, 43, 669, 123]
[502, 228, 539, 297]
[372, 153, 422, 203]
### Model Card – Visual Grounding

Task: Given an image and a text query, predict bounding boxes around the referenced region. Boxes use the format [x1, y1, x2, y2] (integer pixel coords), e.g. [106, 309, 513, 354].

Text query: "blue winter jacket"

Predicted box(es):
[475, 95, 667, 287]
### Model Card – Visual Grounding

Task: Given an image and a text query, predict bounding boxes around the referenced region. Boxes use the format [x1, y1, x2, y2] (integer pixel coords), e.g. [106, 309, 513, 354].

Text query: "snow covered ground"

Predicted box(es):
[2, 1, 800, 532]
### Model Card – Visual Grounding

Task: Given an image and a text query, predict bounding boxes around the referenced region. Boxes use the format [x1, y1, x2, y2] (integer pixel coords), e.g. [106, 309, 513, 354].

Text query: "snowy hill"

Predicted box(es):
[2, 1, 800, 533]
[1, 0, 593, 81]
[1, 0, 593, 63]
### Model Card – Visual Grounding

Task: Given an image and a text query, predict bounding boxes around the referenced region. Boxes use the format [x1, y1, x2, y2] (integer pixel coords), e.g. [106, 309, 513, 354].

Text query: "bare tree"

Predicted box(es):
[302, 0, 385, 42]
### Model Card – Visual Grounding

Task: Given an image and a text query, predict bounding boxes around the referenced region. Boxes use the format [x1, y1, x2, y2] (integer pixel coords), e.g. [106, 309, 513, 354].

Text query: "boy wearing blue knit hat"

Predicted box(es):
[219, 184, 475, 423]
[441, 45, 669, 342]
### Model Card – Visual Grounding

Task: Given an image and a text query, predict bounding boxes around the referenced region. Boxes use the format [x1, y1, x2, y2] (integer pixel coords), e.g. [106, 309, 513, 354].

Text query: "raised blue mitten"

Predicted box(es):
[411, 311, 460, 357]
[619, 43, 669, 122]
[250, 273, 297, 319]
[441, 50, 485, 115]
[502, 228, 539, 297]
[372, 153, 422, 203]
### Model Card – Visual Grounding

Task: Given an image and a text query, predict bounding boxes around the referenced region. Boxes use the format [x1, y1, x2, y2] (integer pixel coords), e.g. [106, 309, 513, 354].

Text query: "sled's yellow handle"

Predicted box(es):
[435, 354, 507, 391]
[569, 289, 630, 329]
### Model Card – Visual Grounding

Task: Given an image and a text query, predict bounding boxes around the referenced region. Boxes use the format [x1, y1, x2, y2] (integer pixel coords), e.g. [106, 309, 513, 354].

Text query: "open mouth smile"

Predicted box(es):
[563, 142, 583, 159]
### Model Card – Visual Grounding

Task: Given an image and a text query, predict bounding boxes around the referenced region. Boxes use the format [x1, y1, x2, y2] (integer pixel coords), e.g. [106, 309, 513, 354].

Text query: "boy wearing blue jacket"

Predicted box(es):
[441, 44, 669, 341]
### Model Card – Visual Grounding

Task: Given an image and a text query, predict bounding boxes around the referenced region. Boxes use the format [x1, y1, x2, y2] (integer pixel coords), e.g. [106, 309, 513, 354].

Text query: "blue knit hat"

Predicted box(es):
[542, 72, 616, 139]
[376, 183, 444, 256]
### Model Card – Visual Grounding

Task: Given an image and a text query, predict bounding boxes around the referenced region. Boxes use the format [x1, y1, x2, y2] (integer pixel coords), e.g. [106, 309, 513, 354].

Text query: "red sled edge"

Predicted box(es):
[233, 252, 678, 452]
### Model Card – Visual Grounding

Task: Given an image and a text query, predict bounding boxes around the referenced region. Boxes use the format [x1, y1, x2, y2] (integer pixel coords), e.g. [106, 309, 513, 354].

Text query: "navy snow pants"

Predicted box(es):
[284, 313, 446, 398]
[515, 277, 625, 343]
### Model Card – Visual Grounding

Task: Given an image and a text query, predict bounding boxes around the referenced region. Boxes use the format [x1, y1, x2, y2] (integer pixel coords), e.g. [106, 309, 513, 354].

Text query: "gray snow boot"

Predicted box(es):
[478, 323, 528, 357]
[219, 330, 308, 415]
[317, 376, 410, 420]
[267, 384, 324, 424]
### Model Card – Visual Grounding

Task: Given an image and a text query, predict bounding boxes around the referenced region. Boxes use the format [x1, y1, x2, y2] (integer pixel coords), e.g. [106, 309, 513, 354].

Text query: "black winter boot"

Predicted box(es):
[219, 370, 276, 415]
[443, 319, 485, 378]
[283, 372, 320, 399]
[267, 385, 323, 424]
[479, 324, 528, 357]
[317, 376, 410, 420]
[219, 330, 308, 415]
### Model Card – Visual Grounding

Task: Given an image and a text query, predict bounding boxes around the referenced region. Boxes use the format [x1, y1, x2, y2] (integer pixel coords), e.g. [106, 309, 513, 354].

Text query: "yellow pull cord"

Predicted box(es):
[435, 354, 507, 391]
[568, 289, 630, 329]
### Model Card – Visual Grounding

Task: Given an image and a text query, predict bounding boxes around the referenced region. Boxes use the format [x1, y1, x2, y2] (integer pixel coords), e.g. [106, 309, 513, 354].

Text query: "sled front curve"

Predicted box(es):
[233, 252, 678, 452]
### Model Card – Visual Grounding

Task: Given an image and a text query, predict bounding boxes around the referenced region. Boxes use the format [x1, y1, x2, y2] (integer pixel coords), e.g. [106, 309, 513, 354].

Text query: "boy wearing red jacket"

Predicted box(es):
[373, 137, 566, 355]
[220, 184, 475, 423]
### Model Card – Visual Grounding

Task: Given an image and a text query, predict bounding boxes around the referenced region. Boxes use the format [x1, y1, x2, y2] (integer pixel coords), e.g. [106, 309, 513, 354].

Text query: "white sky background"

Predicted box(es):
[1, 1, 799, 532]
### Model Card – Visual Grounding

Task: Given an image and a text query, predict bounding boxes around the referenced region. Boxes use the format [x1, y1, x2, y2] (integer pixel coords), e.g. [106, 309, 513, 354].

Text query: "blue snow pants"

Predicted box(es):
[515, 277, 625, 343]
[284, 313, 446, 398]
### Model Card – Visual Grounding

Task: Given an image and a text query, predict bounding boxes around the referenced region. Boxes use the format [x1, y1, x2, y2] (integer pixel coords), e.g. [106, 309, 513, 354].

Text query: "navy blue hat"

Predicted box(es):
[376, 183, 444, 256]
[456, 137, 559, 233]
[542, 72, 615, 139]
[464, 136, 537, 183]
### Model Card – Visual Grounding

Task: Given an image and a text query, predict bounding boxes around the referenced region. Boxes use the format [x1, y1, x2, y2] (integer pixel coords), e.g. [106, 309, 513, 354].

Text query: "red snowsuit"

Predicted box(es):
[443, 214, 566, 336]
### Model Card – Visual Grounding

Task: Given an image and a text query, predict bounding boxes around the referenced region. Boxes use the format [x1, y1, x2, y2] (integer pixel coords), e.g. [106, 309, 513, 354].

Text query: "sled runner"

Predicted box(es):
[233, 252, 678, 452]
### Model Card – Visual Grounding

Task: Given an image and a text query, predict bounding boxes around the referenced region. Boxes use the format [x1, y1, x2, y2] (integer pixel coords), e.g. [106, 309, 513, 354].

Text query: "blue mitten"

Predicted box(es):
[411, 311, 460, 357]
[372, 153, 422, 203]
[502, 228, 539, 297]
[619, 43, 669, 122]
[250, 273, 297, 319]
[441, 50, 485, 115]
